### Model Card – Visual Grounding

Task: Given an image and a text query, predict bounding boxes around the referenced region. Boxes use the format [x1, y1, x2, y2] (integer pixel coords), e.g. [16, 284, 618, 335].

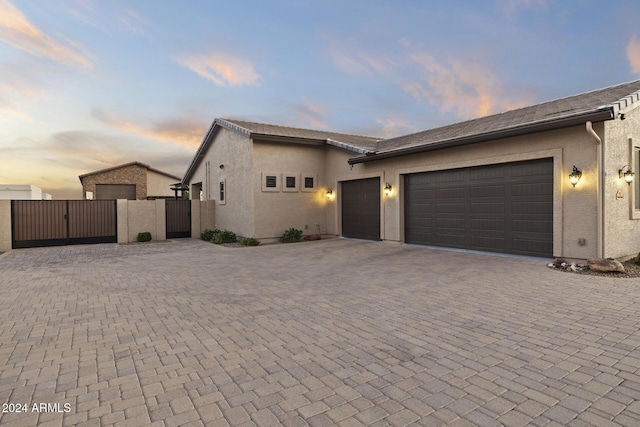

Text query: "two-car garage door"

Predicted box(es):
[404, 158, 553, 257]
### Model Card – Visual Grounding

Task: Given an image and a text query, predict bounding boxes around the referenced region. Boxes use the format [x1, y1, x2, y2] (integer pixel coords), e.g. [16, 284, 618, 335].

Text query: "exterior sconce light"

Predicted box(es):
[569, 166, 582, 187]
[326, 188, 333, 199]
[619, 165, 635, 185]
[384, 182, 392, 196]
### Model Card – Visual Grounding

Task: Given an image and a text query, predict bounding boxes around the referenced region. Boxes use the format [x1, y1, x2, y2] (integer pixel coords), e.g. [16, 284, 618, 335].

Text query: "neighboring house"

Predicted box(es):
[0, 184, 51, 200]
[183, 79, 640, 260]
[79, 161, 180, 200]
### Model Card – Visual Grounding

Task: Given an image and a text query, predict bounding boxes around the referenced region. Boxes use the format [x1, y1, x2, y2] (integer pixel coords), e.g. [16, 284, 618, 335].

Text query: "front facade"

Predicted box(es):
[79, 162, 180, 201]
[184, 80, 640, 260]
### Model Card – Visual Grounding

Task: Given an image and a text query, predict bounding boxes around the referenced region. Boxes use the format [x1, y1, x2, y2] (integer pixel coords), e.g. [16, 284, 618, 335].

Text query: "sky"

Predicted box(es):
[2, 0, 640, 199]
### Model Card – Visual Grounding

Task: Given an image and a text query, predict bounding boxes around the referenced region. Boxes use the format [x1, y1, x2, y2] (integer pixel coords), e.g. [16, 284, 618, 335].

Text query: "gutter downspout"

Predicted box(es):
[586, 121, 604, 258]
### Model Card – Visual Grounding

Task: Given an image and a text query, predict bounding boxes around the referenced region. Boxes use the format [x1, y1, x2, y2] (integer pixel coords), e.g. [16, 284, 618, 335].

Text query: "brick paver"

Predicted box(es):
[1, 238, 640, 426]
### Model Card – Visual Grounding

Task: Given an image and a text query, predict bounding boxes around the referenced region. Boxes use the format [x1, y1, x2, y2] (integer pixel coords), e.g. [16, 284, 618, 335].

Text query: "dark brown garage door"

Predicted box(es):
[342, 177, 380, 240]
[405, 158, 553, 257]
[96, 184, 136, 200]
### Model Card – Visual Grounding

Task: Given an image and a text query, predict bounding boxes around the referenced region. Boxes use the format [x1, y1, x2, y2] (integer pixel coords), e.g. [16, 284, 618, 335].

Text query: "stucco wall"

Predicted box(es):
[116, 199, 166, 243]
[325, 125, 601, 259]
[252, 142, 328, 239]
[603, 107, 640, 259]
[190, 200, 216, 238]
[82, 165, 147, 200]
[0, 200, 11, 252]
[188, 128, 254, 237]
[146, 170, 178, 198]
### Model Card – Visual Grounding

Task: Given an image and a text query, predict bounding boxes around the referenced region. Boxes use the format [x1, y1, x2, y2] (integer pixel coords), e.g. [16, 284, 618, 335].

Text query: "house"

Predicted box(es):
[183, 80, 640, 260]
[79, 161, 180, 200]
[0, 184, 51, 200]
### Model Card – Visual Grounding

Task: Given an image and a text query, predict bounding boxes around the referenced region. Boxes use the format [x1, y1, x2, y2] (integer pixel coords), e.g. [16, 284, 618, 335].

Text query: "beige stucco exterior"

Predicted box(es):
[602, 104, 640, 258]
[0, 200, 11, 252]
[147, 170, 179, 198]
[116, 199, 166, 243]
[186, 113, 640, 260]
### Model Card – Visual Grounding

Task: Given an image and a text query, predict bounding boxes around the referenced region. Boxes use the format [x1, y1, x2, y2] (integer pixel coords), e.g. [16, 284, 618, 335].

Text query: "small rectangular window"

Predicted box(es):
[266, 176, 277, 188]
[286, 176, 296, 188]
[219, 181, 225, 202]
[304, 177, 314, 188]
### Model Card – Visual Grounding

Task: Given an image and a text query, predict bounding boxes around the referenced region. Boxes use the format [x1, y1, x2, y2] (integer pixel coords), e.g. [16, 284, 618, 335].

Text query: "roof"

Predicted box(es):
[349, 79, 640, 164]
[79, 161, 181, 181]
[182, 118, 381, 183]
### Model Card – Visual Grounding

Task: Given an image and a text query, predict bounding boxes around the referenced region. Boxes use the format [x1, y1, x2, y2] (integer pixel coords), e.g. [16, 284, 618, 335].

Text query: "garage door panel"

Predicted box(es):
[405, 158, 553, 257]
[512, 201, 553, 214]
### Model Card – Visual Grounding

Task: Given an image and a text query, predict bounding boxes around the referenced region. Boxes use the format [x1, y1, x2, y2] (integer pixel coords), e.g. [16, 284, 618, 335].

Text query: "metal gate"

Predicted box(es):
[11, 200, 118, 249]
[166, 199, 191, 238]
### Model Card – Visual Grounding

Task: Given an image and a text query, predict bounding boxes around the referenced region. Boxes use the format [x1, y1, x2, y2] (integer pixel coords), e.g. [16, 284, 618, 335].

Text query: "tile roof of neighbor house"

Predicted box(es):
[349, 79, 640, 164]
[182, 118, 381, 183]
[78, 161, 181, 181]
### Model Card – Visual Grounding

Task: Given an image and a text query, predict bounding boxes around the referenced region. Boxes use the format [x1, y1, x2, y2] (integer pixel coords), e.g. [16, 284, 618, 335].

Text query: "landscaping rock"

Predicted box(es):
[587, 258, 626, 273]
[303, 234, 321, 241]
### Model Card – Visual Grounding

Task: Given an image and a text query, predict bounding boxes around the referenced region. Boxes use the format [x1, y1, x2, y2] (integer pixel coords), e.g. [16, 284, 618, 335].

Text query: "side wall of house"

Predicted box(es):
[82, 165, 148, 200]
[147, 171, 178, 198]
[188, 128, 254, 237]
[325, 125, 601, 259]
[603, 106, 640, 259]
[252, 141, 328, 239]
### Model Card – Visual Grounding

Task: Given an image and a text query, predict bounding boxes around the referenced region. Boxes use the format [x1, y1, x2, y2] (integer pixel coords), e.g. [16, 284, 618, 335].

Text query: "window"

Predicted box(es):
[262, 173, 280, 192]
[219, 180, 226, 205]
[302, 175, 317, 192]
[85, 191, 93, 200]
[283, 174, 299, 192]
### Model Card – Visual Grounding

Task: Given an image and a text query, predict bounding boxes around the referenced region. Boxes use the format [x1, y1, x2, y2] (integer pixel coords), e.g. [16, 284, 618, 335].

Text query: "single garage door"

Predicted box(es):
[342, 177, 380, 240]
[96, 184, 136, 200]
[405, 158, 553, 257]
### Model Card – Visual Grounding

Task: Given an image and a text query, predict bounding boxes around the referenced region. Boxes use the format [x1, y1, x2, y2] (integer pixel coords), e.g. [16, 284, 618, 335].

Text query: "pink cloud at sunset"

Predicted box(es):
[174, 50, 260, 86]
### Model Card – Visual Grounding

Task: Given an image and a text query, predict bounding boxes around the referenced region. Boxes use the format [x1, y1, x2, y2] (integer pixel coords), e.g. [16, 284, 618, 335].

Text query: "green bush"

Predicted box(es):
[241, 237, 260, 246]
[136, 232, 152, 242]
[635, 252, 640, 265]
[200, 229, 215, 241]
[280, 228, 303, 243]
[211, 229, 237, 244]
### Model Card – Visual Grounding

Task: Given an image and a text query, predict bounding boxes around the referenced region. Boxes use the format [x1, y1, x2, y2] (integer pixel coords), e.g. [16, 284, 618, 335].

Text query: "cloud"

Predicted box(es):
[0, 0, 92, 68]
[329, 42, 395, 76]
[404, 51, 506, 118]
[0, 105, 31, 121]
[92, 108, 207, 149]
[292, 102, 327, 129]
[375, 117, 417, 138]
[120, 8, 151, 37]
[174, 50, 260, 86]
[628, 35, 640, 74]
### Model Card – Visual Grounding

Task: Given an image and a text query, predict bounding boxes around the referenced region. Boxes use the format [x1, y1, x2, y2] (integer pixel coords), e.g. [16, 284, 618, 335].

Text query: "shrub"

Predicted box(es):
[635, 252, 640, 266]
[241, 237, 260, 246]
[136, 232, 152, 242]
[280, 228, 303, 243]
[200, 229, 215, 241]
[211, 229, 237, 244]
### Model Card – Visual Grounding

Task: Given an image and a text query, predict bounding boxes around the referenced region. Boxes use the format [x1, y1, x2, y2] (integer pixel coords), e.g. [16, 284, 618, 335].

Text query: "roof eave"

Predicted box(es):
[348, 109, 614, 165]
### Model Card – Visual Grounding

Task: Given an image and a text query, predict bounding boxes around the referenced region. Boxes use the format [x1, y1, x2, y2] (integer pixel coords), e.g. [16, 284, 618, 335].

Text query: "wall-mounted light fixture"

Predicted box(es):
[384, 182, 392, 196]
[569, 166, 582, 187]
[326, 188, 333, 199]
[219, 164, 224, 169]
[619, 165, 635, 185]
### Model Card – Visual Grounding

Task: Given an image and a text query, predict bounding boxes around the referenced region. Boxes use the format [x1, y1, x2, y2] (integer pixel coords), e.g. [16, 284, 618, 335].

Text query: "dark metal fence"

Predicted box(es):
[11, 200, 117, 249]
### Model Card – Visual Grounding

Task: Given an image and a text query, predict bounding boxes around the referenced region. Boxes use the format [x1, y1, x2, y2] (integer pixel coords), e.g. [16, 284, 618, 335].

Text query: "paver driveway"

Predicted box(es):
[0, 239, 639, 427]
